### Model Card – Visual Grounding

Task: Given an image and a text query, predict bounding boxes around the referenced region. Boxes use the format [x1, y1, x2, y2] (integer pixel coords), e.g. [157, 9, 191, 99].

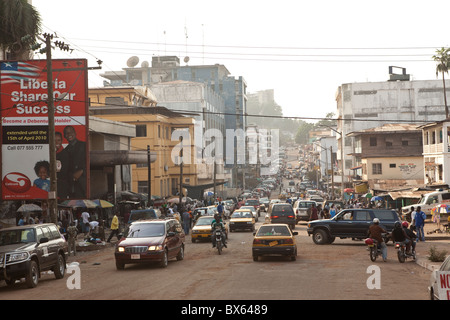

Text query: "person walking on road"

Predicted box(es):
[182, 209, 191, 235]
[67, 222, 78, 256]
[107, 213, 120, 242]
[413, 206, 426, 242]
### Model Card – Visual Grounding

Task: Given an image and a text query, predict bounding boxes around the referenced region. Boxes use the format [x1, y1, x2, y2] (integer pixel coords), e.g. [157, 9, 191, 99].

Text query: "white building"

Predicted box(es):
[335, 67, 450, 189]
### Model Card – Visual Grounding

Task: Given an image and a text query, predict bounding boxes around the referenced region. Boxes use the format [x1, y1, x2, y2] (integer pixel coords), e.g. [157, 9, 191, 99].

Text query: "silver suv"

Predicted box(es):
[293, 200, 317, 222]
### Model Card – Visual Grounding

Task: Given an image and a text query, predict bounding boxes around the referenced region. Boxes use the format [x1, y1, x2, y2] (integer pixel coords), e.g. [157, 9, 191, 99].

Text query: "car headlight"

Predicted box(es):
[117, 247, 125, 252]
[247, 221, 253, 224]
[192, 229, 199, 233]
[9, 252, 29, 262]
[148, 245, 163, 251]
[230, 221, 234, 224]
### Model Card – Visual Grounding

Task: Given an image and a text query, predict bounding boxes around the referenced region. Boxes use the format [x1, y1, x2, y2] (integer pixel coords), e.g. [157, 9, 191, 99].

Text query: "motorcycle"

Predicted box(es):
[214, 227, 224, 255]
[365, 238, 381, 262]
[395, 241, 416, 263]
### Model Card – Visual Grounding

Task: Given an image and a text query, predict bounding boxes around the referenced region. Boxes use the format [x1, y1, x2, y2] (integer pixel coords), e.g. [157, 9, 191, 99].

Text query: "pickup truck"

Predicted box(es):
[307, 208, 400, 245]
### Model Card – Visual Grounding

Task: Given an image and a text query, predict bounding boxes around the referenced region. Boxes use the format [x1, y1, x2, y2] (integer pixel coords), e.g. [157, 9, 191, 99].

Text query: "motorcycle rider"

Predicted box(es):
[211, 214, 227, 248]
[402, 221, 417, 254]
[368, 218, 388, 262]
[391, 221, 412, 254]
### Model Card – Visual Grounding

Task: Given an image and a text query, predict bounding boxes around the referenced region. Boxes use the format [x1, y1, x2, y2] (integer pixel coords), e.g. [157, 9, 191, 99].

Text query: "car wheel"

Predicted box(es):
[53, 253, 66, 279]
[160, 250, 168, 268]
[25, 260, 39, 288]
[253, 255, 259, 262]
[176, 245, 184, 261]
[312, 229, 329, 245]
[191, 237, 196, 243]
[115, 261, 125, 270]
[5, 278, 16, 287]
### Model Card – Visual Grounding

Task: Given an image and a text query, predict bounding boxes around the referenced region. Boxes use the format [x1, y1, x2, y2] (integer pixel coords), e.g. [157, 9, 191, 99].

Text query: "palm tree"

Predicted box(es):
[0, 0, 41, 60]
[432, 47, 450, 119]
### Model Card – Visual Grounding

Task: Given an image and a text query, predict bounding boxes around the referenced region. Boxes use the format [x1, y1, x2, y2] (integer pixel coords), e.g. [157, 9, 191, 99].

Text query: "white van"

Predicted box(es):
[401, 190, 450, 216]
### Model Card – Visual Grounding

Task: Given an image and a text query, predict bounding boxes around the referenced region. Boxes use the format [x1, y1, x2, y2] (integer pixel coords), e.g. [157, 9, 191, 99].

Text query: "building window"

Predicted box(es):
[390, 163, 396, 168]
[402, 140, 409, 146]
[386, 140, 393, 147]
[370, 137, 377, 147]
[372, 163, 382, 175]
[136, 124, 147, 137]
[137, 181, 148, 194]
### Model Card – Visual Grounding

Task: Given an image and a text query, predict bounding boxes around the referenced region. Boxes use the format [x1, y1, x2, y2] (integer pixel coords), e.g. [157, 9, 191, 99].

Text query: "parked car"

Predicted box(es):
[293, 200, 317, 222]
[191, 216, 228, 243]
[307, 208, 401, 245]
[115, 219, 185, 269]
[252, 224, 298, 261]
[0, 223, 68, 288]
[268, 203, 296, 229]
[428, 255, 450, 300]
[229, 209, 255, 232]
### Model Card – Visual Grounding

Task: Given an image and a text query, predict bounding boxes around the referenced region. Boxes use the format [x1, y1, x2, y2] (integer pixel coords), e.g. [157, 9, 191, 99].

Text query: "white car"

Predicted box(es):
[428, 255, 450, 300]
[240, 206, 258, 222]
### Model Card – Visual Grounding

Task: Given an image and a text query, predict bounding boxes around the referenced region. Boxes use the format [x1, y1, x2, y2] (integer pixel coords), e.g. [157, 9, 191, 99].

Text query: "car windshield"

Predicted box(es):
[127, 223, 165, 238]
[0, 228, 36, 245]
[245, 200, 258, 206]
[241, 206, 255, 211]
[257, 225, 290, 237]
[232, 211, 252, 218]
[196, 217, 214, 226]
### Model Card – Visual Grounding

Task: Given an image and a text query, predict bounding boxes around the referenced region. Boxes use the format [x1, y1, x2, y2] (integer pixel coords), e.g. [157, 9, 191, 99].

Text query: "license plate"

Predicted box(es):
[131, 254, 140, 260]
[269, 241, 278, 247]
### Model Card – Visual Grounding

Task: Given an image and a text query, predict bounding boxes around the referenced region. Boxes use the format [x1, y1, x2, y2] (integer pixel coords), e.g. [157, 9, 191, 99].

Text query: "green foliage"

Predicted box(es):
[428, 245, 448, 262]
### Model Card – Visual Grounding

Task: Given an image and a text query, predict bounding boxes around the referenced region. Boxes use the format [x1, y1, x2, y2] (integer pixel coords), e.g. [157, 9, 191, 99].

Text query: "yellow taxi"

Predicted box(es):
[229, 209, 255, 232]
[191, 215, 228, 243]
[252, 224, 298, 261]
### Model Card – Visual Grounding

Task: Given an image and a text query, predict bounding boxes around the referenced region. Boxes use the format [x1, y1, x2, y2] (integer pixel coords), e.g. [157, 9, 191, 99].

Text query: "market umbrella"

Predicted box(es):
[60, 199, 98, 208]
[17, 204, 42, 212]
[344, 188, 354, 193]
[92, 199, 114, 208]
[363, 193, 373, 198]
[371, 196, 383, 202]
[431, 204, 450, 214]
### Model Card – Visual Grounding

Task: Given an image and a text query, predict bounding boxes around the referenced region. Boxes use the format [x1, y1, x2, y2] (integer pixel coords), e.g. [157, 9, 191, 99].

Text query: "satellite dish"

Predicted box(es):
[141, 61, 149, 68]
[184, 56, 190, 64]
[127, 56, 139, 68]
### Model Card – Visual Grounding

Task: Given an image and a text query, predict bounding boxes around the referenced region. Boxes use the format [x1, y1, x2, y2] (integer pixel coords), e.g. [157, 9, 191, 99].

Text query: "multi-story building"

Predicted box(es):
[346, 123, 424, 192]
[419, 120, 450, 187]
[89, 86, 198, 198]
[335, 67, 450, 190]
[100, 56, 247, 188]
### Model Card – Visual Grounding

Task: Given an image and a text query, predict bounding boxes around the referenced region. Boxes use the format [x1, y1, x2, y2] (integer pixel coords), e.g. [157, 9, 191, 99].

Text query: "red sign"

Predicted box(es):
[1, 59, 89, 200]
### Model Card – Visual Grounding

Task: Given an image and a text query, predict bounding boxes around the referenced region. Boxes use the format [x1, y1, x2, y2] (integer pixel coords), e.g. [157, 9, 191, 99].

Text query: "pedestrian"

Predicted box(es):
[107, 213, 120, 242]
[67, 222, 78, 256]
[309, 203, 318, 221]
[81, 209, 90, 237]
[414, 206, 427, 241]
[329, 204, 337, 218]
[217, 202, 224, 218]
[182, 209, 191, 235]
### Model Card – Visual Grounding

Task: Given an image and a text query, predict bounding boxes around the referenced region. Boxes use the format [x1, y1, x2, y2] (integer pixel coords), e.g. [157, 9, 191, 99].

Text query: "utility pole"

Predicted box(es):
[147, 145, 151, 206]
[179, 137, 184, 206]
[45, 34, 58, 224]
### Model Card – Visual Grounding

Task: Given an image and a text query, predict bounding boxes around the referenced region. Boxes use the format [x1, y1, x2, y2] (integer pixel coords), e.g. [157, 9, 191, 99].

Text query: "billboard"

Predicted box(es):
[1, 59, 89, 200]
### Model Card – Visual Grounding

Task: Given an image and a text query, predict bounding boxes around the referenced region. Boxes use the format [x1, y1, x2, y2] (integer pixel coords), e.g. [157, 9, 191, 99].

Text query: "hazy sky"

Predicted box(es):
[32, 0, 449, 122]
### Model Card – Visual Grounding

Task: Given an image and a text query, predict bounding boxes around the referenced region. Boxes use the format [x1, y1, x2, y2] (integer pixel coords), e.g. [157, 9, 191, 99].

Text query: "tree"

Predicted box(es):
[432, 47, 450, 119]
[0, 0, 41, 60]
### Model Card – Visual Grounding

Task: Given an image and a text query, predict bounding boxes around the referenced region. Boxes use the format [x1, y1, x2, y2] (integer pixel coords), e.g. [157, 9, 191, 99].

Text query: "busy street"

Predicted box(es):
[0, 149, 446, 300]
